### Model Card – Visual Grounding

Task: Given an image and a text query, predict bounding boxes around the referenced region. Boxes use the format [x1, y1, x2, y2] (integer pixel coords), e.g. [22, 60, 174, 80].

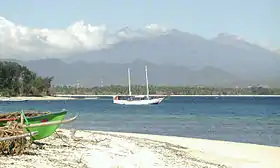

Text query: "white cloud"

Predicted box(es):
[1, 16, 279, 60]
[0, 16, 169, 60]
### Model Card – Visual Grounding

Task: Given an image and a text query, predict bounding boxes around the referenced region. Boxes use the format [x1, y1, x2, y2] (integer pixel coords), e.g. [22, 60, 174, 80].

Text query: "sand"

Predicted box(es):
[0, 96, 77, 101]
[0, 129, 279, 168]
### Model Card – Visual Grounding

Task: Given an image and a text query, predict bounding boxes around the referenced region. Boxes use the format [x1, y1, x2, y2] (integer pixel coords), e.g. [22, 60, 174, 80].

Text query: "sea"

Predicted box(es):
[0, 96, 279, 147]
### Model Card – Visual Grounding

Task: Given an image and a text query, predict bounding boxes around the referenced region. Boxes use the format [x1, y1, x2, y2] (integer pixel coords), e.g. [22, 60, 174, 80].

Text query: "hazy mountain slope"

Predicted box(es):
[0, 58, 278, 87]
[66, 30, 280, 81]
[22, 59, 238, 87]
[0, 16, 279, 83]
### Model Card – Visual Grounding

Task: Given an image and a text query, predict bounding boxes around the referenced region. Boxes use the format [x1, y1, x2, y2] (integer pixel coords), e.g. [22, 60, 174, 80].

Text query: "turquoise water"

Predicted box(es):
[0, 96, 279, 146]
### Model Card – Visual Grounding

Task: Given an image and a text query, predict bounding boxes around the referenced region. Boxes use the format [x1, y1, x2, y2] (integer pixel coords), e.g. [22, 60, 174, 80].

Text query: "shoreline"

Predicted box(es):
[56, 94, 280, 97]
[0, 94, 279, 101]
[0, 96, 78, 101]
[1, 129, 279, 168]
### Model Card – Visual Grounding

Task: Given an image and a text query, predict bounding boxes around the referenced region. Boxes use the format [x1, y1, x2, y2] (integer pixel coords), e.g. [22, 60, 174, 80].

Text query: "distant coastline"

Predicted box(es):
[168, 94, 280, 97]
[54, 85, 280, 97]
[0, 94, 279, 102]
[0, 96, 77, 101]
[55, 94, 280, 99]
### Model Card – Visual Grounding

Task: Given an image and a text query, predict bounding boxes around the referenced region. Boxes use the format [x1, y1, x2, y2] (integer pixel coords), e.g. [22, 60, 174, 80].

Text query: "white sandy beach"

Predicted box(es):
[0, 96, 77, 101]
[1, 129, 279, 168]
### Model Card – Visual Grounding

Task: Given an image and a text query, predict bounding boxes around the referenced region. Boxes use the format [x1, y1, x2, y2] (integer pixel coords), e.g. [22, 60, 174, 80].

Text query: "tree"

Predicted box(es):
[0, 61, 54, 97]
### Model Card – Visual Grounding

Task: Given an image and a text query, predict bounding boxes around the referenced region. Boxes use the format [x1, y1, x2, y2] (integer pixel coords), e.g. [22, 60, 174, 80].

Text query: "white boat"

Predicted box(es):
[113, 66, 165, 105]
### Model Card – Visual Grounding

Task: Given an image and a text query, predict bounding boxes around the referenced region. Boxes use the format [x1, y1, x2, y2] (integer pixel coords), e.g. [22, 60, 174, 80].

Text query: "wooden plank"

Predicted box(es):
[22, 115, 78, 128]
[0, 131, 38, 141]
[20, 113, 23, 125]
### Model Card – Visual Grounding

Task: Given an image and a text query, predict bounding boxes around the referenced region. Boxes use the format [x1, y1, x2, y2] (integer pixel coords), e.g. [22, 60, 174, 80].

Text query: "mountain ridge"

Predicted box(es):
[0, 58, 278, 88]
[65, 30, 280, 82]
[0, 17, 279, 87]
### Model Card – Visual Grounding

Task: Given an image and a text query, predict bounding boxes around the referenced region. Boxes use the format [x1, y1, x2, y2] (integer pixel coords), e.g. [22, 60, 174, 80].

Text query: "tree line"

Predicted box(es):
[1, 60, 278, 96]
[53, 85, 280, 95]
[0, 61, 53, 97]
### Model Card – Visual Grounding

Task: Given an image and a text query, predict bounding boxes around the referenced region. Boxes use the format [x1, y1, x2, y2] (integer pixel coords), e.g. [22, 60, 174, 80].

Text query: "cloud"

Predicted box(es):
[1, 16, 278, 60]
[0, 16, 169, 60]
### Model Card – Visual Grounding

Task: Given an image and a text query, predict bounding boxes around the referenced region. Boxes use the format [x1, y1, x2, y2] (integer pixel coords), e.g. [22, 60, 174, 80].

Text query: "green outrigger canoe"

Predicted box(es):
[0, 109, 78, 140]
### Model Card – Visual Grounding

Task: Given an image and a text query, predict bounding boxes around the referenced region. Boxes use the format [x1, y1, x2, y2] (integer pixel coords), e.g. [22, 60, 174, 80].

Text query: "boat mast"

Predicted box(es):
[128, 68, 132, 96]
[145, 66, 149, 99]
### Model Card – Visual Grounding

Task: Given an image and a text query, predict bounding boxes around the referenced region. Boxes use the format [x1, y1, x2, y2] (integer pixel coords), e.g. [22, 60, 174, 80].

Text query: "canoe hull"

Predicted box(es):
[0, 111, 50, 127]
[23, 110, 67, 140]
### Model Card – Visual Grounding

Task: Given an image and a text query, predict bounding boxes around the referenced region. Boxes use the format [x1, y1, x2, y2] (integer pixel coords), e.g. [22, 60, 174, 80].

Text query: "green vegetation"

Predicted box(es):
[54, 85, 280, 95]
[1, 60, 279, 96]
[0, 61, 53, 97]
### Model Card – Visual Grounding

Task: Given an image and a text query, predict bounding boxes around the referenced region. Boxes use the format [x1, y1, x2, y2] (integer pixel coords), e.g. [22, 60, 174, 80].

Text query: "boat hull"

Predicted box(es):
[0, 111, 50, 127]
[113, 97, 165, 105]
[23, 110, 67, 140]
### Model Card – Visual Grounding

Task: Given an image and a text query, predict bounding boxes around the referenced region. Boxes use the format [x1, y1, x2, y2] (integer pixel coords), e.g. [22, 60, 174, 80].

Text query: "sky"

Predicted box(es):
[0, 0, 278, 47]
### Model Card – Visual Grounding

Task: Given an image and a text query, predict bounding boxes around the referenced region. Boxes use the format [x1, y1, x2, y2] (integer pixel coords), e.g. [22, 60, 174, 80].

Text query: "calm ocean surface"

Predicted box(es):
[0, 96, 279, 147]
